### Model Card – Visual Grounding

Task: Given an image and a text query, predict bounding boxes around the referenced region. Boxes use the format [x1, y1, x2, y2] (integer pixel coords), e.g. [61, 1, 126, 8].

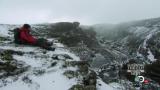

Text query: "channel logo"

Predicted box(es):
[135, 76, 150, 84]
[135, 76, 145, 83]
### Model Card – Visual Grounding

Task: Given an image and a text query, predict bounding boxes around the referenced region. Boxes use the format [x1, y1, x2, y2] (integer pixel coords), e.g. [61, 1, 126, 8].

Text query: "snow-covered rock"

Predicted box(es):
[0, 24, 114, 90]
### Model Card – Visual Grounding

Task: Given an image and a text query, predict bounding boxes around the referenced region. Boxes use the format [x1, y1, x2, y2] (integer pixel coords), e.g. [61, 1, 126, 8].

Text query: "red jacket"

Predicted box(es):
[19, 27, 37, 44]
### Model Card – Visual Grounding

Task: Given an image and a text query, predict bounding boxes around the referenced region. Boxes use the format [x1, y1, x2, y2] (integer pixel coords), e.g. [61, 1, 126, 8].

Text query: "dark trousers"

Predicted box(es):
[17, 38, 54, 51]
[36, 38, 53, 50]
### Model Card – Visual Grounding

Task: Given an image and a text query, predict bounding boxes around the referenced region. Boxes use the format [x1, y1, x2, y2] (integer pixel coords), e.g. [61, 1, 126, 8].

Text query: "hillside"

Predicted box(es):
[1, 17, 160, 90]
[0, 24, 114, 90]
[93, 17, 160, 89]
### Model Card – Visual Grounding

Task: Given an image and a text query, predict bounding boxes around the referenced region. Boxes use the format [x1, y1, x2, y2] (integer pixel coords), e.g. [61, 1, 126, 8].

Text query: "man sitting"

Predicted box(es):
[14, 24, 55, 51]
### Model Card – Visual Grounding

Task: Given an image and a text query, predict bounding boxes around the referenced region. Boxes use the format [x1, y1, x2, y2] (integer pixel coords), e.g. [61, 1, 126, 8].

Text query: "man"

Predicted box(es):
[17, 24, 55, 51]
[19, 24, 37, 45]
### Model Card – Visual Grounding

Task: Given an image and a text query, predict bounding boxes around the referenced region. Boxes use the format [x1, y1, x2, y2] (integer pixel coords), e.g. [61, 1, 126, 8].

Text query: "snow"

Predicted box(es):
[109, 82, 125, 90]
[0, 25, 10, 37]
[1, 70, 77, 90]
[13, 55, 43, 67]
[147, 49, 156, 61]
[140, 27, 158, 61]
[0, 24, 18, 37]
[1, 80, 32, 90]
[143, 33, 153, 49]
[54, 43, 64, 47]
[133, 27, 150, 37]
[142, 28, 158, 49]
[136, 51, 143, 57]
[0, 40, 80, 90]
[47, 48, 80, 61]
[137, 45, 143, 57]
[0, 44, 78, 90]
[0, 40, 83, 90]
[0, 45, 39, 52]
[132, 26, 160, 62]
[29, 70, 77, 90]
[0, 24, 115, 90]
[97, 79, 115, 90]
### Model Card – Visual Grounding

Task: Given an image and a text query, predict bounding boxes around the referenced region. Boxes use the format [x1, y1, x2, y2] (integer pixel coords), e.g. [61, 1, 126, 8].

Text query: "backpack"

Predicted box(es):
[13, 28, 21, 44]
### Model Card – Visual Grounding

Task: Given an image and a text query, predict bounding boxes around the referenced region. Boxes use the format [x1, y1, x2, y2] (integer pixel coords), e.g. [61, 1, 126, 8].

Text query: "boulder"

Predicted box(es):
[83, 70, 97, 86]
[63, 70, 78, 79]
[69, 84, 84, 90]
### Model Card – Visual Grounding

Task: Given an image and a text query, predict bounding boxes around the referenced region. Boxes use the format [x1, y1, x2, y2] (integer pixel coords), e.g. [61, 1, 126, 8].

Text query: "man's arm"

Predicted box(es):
[21, 31, 37, 44]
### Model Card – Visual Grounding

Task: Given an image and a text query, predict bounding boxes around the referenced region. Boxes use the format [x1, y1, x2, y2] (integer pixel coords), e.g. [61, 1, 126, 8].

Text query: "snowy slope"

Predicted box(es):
[0, 42, 79, 90]
[0, 25, 10, 37]
[140, 27, 159, 62]
[0, 24, 114, 90]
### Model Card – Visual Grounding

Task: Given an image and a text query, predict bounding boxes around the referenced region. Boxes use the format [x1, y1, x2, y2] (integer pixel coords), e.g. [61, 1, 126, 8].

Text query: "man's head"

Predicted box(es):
[23, 24, 31, 30]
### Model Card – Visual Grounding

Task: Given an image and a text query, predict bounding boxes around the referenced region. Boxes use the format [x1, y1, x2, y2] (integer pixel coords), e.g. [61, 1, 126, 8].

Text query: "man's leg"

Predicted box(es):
[37, 38, 55, 51]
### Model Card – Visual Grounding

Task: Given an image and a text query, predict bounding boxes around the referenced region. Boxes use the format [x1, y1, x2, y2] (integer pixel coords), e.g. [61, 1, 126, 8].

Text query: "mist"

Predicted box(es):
[0, 0, 160, 25]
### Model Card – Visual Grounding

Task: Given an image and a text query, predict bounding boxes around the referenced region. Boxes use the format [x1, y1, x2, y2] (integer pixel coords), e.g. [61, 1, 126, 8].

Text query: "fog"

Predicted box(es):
[0, 0, 160, 25]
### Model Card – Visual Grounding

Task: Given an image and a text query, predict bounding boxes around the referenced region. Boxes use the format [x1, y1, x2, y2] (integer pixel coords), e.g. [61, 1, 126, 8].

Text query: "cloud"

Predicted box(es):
[0, 0, 160, 24]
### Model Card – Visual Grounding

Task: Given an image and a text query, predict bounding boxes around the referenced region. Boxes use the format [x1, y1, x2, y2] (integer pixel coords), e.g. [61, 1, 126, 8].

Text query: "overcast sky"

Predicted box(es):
[0, 0, 160, 25]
